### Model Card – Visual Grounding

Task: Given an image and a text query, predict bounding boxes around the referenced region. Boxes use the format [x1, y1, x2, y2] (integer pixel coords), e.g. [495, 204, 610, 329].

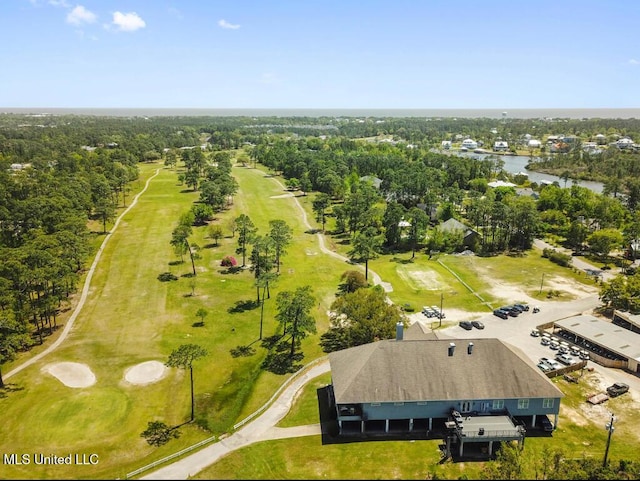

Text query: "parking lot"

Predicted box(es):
[428, 294, 640, 400]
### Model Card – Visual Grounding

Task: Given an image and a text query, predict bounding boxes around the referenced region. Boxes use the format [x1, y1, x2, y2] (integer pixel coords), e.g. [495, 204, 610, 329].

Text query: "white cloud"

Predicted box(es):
[218, 19, 240, 30]
[66, 5, 97, 25]
[629, 59, 640, 65]
[112, 11, 146, 32]
[48, 0, 70, 7]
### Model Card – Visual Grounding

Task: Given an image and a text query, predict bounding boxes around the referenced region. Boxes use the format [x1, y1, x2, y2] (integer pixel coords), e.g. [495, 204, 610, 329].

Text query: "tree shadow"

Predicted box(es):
[260, 334, 284, 349]
[168, 260, 184, 266]
[261, 348, 303, 375]
[305, 228, 322, 235]
[230, 345, 256, 357]
[192, 321, 205, 327]
[220, 267, 242, 275]
[181, 272, 196, 278]
[390, 257, 414, 264]
[203, 243, 219, 249]
[228, 299, 260, 313]
[0, 383, 25, 398]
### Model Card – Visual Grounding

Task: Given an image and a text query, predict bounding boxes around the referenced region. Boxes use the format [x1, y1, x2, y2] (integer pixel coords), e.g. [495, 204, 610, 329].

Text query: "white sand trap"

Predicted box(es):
[43, 362, 96, 388]
[124, 360, 167, 385]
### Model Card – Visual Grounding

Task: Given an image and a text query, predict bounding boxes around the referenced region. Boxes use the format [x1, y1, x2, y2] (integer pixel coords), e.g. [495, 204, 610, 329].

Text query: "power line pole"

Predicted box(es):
[603, 412, 615, 468]
[539, 272, 546, 294]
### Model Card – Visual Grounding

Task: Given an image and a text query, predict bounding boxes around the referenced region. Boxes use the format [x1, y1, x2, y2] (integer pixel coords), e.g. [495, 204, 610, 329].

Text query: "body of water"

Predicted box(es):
[459, 152, 604, 193]
[2, 107, 640, 119]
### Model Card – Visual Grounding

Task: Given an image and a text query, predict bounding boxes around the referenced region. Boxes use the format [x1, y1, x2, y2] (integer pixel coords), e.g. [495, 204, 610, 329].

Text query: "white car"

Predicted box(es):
[555, 353, 575, 365]
[530, 329, 540, 337]
[540, 337, 550, 346]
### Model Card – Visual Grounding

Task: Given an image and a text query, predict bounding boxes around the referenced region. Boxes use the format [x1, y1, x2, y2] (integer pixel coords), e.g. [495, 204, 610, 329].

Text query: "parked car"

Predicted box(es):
[539, 357, 560, 371]
[606, 382, 629, 397]
[555, 353, 575, 365]
[530, 329, 540, 337]
[422, 306, 435, 317]
[514, 303, 529, 312]
[539, 415, 554, 432]
[537, 362, 551, 372]
[558, 346, 569, 355]
[502, 306, 520, 317]
[540, 337, 550, 346]
[471, 321, 485, 330]
[493, 309, 509, 319]
[459, 321, 473, 330]
[549, 341, 559, 350]
[579, 350, 590, 361]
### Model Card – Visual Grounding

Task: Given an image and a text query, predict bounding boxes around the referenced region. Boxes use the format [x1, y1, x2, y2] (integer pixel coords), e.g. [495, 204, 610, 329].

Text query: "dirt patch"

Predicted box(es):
[123, 360, 168, 385]
[43, 362, 96, 388]
[543, 276, 599, 297]
[269, 193, 294, 199]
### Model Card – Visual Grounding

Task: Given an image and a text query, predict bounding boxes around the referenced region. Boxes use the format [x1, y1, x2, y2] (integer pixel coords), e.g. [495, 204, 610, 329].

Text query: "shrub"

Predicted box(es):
[157, 272, 178, 282]
[221, 255, 238, 267]
[543, 248, 572, 267]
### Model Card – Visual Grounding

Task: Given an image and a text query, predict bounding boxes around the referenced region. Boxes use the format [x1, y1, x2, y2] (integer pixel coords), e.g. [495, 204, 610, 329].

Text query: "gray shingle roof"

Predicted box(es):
[329, 339, 564, 404]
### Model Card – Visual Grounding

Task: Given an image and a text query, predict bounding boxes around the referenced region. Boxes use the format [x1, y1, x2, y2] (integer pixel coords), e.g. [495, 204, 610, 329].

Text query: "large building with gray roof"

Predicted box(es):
[327, 329, 564, 456]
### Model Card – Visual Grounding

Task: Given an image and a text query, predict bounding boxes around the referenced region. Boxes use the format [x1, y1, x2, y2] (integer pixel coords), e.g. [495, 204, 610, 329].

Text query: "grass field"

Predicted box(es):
[193, 369, 640, 480]
[0, 158, 622, 480]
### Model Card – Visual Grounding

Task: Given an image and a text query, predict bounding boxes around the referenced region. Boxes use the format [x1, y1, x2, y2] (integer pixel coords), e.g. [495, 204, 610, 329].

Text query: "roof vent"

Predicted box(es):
[448, 342, 456, 357]
[468, 342, 474, 355]
[396, 321, 404, 341]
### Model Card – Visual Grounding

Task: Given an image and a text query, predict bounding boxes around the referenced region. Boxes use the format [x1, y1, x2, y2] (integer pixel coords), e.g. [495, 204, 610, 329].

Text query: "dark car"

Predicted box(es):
[493, 309, 509, 319]
[503, 306, 520, 317]
[606, 382, 629, 397]
[539, 415, 554, 432]
[459, 321, 473, 330]
[471, 321, 485, 329]
[513, 303, 529, 312]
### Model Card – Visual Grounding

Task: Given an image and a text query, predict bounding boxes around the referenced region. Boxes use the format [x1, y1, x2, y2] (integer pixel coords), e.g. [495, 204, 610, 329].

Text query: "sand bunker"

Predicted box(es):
[124, 360, 167, 385]
[43, 362, 96, 388]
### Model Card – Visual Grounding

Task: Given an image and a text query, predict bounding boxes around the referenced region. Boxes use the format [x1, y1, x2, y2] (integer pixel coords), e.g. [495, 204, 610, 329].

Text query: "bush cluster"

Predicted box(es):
[542, 248, 572, 267]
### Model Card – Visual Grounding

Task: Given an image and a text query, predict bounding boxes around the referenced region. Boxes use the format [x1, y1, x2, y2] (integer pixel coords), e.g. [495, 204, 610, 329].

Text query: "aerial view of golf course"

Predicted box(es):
[2, 112, 640, 481]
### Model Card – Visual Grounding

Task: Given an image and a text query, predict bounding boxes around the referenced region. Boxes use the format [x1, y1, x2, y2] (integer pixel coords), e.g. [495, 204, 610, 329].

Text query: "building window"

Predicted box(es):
[543, 398, 554, 409]
[493, 400, 504, 410]
[517, 399, 529, 410]
[370, 403, 381, 407]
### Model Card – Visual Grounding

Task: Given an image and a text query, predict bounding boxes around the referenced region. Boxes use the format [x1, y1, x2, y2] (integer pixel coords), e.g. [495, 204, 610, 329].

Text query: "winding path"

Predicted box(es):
[4, 168, 162, 382]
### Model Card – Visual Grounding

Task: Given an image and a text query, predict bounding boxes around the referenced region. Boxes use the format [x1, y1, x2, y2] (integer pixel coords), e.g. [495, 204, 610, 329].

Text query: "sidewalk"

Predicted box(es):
[141, 360, 330, 480]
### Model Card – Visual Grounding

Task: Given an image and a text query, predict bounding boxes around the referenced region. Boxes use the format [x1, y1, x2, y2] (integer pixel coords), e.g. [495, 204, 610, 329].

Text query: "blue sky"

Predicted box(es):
[2, 0, 639, 108]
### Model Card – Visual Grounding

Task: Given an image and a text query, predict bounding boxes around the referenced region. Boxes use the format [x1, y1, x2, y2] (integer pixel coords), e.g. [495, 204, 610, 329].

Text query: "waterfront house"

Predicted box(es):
[461, 138, 478, 150]
[493, 141, 509, 152]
